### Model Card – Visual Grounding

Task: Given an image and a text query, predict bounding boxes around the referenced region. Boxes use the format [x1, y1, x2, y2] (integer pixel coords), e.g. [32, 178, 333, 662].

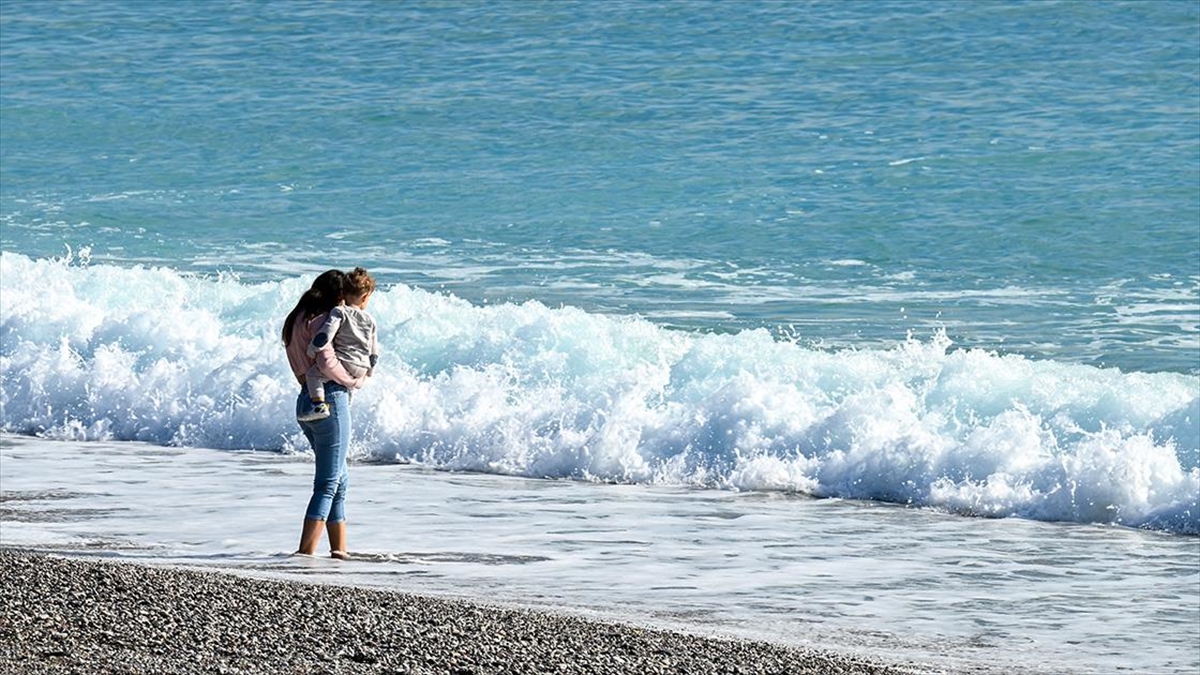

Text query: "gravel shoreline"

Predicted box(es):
[0, 550, 928, 675]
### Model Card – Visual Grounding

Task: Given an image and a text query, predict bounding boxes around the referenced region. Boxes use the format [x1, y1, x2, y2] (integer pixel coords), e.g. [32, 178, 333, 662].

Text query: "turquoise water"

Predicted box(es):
[2, 0, 1199, 530]
[2, 0, 1197, 372]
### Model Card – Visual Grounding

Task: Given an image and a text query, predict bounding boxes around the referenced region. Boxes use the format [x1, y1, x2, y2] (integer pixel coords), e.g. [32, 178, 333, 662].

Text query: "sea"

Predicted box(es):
[1, 1, 1197, 673]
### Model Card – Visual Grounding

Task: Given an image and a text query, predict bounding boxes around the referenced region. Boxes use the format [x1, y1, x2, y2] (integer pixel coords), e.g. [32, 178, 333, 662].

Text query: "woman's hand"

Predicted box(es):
[314, 347, 364, 390]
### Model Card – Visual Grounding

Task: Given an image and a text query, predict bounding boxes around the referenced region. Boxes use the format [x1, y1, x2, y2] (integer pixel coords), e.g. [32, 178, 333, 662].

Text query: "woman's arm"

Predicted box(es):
[287, 310, 362, 389]
[314, 348, 364, 389]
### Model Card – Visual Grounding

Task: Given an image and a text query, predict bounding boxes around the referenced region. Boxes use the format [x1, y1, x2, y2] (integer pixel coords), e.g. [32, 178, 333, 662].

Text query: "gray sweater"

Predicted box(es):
[307, 304, 379, 375]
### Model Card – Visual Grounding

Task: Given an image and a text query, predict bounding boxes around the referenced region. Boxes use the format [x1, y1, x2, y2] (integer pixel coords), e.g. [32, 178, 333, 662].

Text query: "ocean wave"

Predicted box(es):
[2, 252, 1197, 533]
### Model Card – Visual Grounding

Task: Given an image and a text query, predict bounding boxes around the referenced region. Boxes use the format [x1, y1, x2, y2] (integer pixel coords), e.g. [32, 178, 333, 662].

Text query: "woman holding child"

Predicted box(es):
[281, 267, 378, 558]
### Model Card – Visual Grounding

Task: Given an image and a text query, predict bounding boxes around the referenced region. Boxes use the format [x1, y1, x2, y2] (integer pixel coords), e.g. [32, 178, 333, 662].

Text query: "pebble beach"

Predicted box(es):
[0, 550, 922, 675]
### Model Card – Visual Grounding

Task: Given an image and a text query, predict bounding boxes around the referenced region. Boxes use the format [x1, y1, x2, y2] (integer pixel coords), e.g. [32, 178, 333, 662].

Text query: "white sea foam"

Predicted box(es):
[2, 252, 1197, 533]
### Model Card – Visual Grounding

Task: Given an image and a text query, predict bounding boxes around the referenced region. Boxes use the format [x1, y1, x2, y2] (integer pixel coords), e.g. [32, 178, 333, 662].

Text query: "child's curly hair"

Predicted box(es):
[346, 267, 377, 298]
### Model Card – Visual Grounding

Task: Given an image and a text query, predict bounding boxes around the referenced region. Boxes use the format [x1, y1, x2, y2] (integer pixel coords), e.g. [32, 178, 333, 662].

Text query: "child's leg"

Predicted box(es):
[305, 364, 327, 403]
[298, 369, 332, 422]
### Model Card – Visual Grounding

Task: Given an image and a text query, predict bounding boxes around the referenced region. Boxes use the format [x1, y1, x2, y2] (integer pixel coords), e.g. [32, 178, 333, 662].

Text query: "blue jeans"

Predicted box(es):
[296, 382, 351, 523]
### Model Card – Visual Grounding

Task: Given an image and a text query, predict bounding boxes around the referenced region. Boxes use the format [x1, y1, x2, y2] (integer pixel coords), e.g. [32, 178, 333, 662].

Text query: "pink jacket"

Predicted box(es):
[286, 312, 363, 389]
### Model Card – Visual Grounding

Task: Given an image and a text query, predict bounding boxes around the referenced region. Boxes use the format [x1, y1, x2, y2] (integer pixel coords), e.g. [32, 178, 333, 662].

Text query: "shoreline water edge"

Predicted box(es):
[2, 434, 1196, 674]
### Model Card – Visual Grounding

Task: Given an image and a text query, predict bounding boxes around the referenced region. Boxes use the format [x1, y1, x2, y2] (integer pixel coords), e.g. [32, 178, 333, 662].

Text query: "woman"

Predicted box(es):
[282, 269, 368, 558]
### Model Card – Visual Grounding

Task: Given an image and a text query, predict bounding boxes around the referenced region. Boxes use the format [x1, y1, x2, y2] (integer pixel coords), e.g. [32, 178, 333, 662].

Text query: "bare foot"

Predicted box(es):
[330, 550, 351, 560]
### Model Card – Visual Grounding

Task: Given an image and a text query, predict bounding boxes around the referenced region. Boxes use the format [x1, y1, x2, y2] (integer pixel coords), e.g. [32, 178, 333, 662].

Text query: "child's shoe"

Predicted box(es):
[297, 402, 330, 422]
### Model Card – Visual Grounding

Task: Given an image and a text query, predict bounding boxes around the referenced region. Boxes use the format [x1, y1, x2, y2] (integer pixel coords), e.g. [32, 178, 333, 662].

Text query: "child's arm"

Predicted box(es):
[307, 306, 346, 358]
[367, 326, 379, 377]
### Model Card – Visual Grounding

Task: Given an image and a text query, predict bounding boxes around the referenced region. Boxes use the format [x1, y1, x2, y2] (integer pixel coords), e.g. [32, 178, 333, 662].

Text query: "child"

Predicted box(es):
[298, 267, 379, 422]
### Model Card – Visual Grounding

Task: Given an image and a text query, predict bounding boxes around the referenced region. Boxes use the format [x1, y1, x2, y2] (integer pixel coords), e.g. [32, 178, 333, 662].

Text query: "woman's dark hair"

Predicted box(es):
[282, 269, 346, 346]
